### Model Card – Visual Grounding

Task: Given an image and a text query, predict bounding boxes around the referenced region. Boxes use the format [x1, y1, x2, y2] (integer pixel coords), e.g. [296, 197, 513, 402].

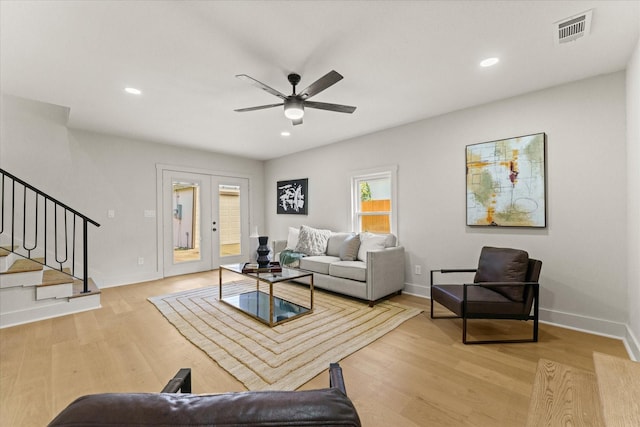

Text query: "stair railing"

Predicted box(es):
[0, 168, 100, 293]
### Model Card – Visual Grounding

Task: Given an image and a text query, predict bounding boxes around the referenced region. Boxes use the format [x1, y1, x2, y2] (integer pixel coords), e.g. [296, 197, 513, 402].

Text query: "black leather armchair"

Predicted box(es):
[430, 246, 542, 344]
[48, 363, 361, 427]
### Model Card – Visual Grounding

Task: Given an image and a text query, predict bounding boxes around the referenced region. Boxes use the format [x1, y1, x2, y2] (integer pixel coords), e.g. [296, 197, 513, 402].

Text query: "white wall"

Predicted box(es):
[265, 72, 631, 342]
[627, 36, 640, 360]
[0, 94, 265, 286]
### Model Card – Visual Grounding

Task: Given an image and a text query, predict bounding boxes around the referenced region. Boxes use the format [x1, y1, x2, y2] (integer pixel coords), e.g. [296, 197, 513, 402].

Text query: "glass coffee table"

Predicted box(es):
[218, 263, 314, 327]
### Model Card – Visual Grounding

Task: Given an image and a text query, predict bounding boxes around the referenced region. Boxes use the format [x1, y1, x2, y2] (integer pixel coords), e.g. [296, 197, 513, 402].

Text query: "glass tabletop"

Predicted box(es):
[220, 263, 312, 283]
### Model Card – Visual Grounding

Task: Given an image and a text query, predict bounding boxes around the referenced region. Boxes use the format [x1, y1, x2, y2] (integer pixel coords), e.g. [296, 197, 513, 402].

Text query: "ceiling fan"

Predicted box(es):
[234, 70, 356, 126]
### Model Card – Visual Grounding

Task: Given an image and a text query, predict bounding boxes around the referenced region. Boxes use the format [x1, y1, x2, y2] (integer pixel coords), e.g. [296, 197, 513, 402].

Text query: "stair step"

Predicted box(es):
[40, 268, 73, 287]
[71, 278, 100, 298]
[2, 258, 43, 274]
[0, 246, 18, 257]
[594, 352, 640, 426]
[526, 358, 604, 427]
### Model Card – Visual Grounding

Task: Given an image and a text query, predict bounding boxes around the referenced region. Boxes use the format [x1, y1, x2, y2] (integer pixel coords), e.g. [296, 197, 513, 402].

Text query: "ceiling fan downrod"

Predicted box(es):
[288, 73, 301, 95]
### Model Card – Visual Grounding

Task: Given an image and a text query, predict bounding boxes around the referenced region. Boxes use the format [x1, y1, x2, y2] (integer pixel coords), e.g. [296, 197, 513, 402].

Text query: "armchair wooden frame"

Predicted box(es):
[430, 264, 541, 345]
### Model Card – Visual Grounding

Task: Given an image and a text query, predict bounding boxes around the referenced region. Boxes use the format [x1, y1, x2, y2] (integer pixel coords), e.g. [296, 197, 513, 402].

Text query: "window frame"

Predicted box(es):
[350, 165, 398, 237]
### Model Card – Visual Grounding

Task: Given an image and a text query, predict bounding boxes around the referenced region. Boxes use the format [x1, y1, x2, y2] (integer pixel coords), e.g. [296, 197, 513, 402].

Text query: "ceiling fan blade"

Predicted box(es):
[299, 70, 343, 99]
[304, 101, 356, 114]
[236, 74, 288, 100]
[234, 103, 283, 112]
[292, 118, 303, 126]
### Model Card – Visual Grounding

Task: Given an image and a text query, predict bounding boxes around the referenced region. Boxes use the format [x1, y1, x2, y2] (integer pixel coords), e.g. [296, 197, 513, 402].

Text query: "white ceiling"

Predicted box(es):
[1, 1, 638, 161]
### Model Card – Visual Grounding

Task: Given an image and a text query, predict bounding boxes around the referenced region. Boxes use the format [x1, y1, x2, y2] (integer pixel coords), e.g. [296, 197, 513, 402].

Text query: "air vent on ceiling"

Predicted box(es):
[554, 9, 593, 44]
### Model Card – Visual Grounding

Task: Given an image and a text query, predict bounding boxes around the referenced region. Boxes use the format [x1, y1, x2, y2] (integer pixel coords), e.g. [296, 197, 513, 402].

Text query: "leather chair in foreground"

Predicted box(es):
[430, 246, 542, 344]
[48, 363, 361, 426]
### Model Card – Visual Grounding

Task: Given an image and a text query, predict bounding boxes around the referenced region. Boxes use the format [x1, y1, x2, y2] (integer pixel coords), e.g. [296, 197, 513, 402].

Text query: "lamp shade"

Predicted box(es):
[284, 98, 304, 120]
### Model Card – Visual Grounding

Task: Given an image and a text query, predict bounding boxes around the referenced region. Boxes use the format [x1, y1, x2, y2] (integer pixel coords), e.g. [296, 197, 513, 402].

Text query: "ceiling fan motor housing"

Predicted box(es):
[287, 73, 302, 89]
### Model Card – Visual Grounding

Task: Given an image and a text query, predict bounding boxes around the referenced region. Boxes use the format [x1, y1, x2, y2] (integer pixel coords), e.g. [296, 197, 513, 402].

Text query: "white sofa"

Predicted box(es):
[273, 226, 405, 306]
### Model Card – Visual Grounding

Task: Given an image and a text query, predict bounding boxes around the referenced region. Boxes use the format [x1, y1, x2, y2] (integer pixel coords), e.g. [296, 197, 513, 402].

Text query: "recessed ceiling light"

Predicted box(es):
[480, 57, 500, 67]
[281, 131, 291, 137]
[124, 87, 142, 95]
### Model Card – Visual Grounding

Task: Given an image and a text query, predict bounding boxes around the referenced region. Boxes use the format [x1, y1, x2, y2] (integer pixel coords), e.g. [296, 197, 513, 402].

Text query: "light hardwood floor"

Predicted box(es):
[0, 270, 629, 426]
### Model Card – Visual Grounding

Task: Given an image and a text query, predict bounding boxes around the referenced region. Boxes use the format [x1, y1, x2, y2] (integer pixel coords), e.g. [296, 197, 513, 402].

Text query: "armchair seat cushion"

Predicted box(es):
[431, 284, 528, 317]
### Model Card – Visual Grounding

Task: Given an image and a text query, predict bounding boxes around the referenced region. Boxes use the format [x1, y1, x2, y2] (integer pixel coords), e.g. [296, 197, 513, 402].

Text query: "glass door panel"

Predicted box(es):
[172, 181, 201, 263]
[213, 177, 248, 266]
[218, 184, 242, 257]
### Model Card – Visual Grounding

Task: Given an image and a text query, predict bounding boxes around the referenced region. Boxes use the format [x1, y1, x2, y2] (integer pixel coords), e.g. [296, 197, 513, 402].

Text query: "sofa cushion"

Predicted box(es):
[327, 232, 355, 257]
[329, 261, 367, 282]
[299, 256, 340, 275]
[357, 232, 389, 262]
[295, 225, 332, 256]
[339, 234, 361, 261]
[286, 226, 300, 250]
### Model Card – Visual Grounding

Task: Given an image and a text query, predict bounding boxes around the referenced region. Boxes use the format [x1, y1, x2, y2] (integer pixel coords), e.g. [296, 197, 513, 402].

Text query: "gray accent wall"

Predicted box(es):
[265, 71, 636, 353]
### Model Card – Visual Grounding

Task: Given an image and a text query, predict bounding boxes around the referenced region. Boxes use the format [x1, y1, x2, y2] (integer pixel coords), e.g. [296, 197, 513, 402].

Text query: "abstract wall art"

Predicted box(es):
[277, 178, 308, 215]
[466, 133, 546, 227]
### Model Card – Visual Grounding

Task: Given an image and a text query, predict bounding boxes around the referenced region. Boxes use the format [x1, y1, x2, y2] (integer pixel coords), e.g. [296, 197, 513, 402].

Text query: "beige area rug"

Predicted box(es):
[149, 280, 422, 391]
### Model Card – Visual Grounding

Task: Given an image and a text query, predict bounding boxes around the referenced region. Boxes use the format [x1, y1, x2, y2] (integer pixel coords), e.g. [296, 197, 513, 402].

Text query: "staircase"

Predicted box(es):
[0, 168, 101, 328]
[526, 352, 640, 426]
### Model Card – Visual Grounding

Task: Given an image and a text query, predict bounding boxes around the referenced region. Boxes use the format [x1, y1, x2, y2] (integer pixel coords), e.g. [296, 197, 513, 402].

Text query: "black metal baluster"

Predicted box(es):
[54, 206, 69, 271]
[0, 174, 5, 235]
[71, 215, 76, 278]
[83, 219, 89, 293]
[22, 187, 38, 258]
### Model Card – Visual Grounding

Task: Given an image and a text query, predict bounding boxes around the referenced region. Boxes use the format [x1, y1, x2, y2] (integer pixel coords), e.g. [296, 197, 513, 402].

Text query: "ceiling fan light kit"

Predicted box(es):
[284, 98, 304, 120]
[235, 70, 356, 126]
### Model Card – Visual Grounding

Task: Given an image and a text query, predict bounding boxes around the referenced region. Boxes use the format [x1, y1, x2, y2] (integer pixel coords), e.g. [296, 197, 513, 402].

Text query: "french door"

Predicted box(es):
[162, 170, 249, 277]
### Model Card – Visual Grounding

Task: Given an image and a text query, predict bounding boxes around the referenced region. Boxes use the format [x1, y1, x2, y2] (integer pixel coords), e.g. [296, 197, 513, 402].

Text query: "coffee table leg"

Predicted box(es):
[218, 268, 222, 300]
[310, 274, 314, 310]
[269, 282, 274, 327]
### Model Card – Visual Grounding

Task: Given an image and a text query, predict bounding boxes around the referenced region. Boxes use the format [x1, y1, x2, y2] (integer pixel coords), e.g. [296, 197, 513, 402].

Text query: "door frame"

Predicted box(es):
[156, 164, 254, 277]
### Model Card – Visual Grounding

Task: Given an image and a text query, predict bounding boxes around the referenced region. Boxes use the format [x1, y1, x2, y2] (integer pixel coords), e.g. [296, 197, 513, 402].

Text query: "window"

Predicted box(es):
[351, 166, 397, 235]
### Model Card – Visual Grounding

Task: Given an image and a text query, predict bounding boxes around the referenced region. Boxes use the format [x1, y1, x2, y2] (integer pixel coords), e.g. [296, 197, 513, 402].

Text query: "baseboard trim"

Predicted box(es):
[407, 282, 638, 360]
[624, 325, 640, 361]
[96, 271, 164, 289]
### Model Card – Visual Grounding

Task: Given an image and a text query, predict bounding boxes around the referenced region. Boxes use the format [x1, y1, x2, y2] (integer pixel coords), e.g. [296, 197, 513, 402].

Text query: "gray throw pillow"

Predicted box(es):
[339, 234, 361, 261]
[295, 225, 332, 256]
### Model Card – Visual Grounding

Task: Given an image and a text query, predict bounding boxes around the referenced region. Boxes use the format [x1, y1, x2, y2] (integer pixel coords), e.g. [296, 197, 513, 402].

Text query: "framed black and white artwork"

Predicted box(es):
[277, 178, 308, 215]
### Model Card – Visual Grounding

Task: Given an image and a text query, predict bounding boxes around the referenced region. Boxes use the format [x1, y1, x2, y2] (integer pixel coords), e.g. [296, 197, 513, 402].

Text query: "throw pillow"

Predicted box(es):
[285, 226, 300, 250]
[339, 234, 361, 261]
[295, 225, 332, 256]
[357, 232, 388, 262]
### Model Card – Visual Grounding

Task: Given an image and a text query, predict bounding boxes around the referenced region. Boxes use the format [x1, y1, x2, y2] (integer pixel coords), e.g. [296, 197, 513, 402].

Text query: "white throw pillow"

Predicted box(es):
[357, 232, 388, 262]
[286, 227, 300, 250]
[295, 225, 332, 256]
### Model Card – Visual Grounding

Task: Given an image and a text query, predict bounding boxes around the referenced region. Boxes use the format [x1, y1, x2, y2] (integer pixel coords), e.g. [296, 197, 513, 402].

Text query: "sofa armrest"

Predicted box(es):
[272, 239, 287, 255]
[366, 246, 405, 302]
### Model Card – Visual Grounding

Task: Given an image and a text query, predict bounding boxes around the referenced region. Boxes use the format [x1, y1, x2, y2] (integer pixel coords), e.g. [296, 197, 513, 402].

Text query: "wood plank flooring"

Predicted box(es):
[526, 359, 604, 427]
[0, 270, 630, 427]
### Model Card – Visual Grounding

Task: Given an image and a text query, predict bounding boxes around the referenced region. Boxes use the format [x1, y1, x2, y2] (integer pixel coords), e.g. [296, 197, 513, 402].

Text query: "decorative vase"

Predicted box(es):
[256, 236, 270, 268]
